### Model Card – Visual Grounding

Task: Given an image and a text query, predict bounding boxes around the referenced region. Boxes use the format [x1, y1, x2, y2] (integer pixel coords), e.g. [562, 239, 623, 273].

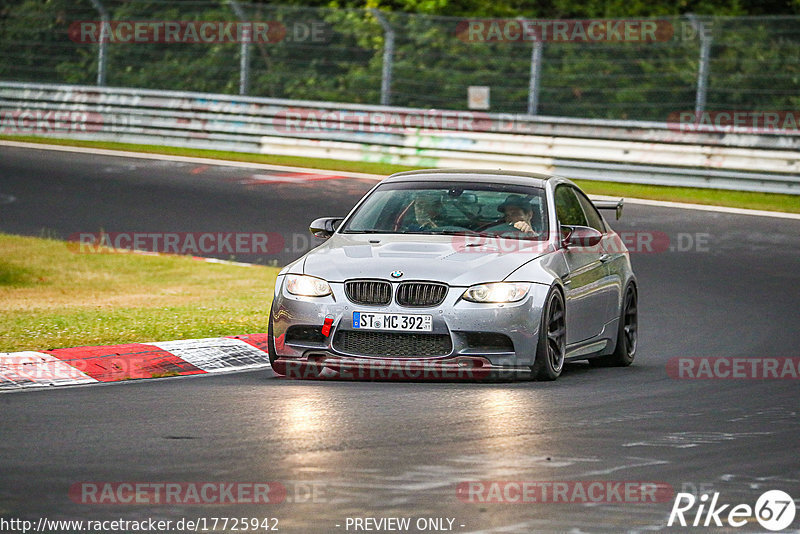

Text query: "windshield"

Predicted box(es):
[341, 181, 549, 240]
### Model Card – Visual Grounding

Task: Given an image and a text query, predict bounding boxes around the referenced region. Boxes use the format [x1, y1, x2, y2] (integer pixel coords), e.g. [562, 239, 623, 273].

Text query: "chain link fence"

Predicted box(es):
[1, 0, 799, 121]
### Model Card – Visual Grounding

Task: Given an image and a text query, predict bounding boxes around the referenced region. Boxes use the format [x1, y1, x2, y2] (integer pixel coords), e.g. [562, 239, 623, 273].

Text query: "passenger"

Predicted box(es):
[485, 195, 540, 235]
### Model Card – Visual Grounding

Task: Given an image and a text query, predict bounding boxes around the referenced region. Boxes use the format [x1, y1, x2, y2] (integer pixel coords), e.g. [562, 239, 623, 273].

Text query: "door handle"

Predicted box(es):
[599, 253, 613, 263]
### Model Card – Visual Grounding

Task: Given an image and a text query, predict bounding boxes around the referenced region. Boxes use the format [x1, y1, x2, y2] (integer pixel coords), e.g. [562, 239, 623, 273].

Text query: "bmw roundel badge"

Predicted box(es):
[391, 270, 403, 278]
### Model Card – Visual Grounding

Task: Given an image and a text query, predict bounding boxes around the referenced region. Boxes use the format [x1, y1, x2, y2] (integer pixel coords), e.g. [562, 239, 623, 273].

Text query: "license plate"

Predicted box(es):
[353, 312, 432, 331]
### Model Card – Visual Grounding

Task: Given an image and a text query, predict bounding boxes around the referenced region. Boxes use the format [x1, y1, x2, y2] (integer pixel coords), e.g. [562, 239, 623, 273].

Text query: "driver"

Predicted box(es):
[486, 195, 540, 235]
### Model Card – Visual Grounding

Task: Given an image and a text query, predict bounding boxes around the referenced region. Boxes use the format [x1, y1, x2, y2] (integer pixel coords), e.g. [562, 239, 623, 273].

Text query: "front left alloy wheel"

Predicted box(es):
[531, 287, 566, 381]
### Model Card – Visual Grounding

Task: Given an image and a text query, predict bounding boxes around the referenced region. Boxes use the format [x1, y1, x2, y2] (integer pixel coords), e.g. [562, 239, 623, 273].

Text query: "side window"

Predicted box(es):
[554, 185, 587, 227]
[575, 190, 606, 232]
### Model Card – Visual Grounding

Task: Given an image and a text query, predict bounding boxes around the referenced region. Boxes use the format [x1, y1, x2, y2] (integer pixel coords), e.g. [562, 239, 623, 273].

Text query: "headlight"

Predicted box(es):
[285, 274, 331, 297]
[462, 282, 530, 303]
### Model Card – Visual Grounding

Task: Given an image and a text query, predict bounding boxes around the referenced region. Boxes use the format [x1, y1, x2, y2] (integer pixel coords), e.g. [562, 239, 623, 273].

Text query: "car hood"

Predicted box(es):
[301, 233, 553, 286]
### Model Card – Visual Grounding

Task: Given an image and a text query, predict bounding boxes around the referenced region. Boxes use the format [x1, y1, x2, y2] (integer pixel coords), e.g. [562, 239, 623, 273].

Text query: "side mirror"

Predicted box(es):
[309, 217, 344, 239]
[561, 225, 603, 248]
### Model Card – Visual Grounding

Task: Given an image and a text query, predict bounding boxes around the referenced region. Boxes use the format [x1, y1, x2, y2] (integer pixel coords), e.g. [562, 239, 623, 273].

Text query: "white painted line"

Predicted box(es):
[151, 338, 270, 372]
[193, 256, 256, 267]
[0, 351, 97, 389]
[125, 249, 257, 267]
[577, 456, 670, 477]
[3, 139, 797, 218]
[247, 172, 343, 183]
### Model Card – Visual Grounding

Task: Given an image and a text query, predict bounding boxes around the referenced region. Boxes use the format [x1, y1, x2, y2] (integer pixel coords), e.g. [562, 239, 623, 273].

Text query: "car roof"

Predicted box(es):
[384, 169, 558, 188]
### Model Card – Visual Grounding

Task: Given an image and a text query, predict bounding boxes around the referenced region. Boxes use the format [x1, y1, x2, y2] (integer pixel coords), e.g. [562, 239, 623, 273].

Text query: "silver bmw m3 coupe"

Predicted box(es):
[268, 169, 637, 381]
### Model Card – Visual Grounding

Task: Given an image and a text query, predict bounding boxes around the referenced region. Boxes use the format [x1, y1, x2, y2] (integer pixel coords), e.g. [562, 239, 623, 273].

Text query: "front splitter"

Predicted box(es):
[271, 353, 531, 381]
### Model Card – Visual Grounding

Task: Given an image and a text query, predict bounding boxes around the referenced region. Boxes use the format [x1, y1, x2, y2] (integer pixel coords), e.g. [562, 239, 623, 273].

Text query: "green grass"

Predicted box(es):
[571, 180, 799, 213]
[0, 233, 280, 352]
[3, 134, 798, 214]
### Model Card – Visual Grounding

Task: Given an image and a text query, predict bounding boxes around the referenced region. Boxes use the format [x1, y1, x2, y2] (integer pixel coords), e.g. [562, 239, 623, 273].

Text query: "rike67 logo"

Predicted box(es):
[668, 490, 796, 531]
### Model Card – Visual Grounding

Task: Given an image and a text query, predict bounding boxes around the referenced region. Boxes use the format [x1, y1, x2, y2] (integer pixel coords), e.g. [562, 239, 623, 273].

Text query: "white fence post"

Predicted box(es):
[372, 10, 395, 106]
[528, 39, 543, 116]
[688, 15, 713, 116]
[88, 0, 109, 86]
[229, 0, 251, 96]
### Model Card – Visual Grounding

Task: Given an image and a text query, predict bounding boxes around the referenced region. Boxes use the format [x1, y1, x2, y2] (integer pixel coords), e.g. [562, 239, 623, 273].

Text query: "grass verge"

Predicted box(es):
[0, 233, 279, 352]
[3, 135, 798, 214]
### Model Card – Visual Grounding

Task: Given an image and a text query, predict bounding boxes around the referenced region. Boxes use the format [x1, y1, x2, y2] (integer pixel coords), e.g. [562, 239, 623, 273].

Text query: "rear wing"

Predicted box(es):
[592, 198, 624, 220]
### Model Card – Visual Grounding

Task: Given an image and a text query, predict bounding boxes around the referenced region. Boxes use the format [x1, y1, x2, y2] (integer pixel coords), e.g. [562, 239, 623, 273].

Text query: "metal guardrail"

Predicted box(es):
[1, 82, 799, 195]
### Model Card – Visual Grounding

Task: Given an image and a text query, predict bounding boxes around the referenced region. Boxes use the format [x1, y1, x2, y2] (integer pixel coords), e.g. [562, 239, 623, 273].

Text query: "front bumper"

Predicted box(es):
[270, 277, 551, 379]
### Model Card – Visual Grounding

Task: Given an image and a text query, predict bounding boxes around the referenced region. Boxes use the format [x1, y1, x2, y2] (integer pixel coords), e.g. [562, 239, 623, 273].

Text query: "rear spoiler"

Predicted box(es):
[592, 198, 624, 220]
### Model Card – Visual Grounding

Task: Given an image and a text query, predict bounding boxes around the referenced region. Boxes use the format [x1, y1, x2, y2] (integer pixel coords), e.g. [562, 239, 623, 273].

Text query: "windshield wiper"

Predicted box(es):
[427, 229, 483, 236]
[341, 229, 393, 234]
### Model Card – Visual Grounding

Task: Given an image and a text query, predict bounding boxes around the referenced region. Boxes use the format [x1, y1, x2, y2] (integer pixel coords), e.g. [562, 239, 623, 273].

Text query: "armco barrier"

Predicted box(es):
[1, 81, 798, 194]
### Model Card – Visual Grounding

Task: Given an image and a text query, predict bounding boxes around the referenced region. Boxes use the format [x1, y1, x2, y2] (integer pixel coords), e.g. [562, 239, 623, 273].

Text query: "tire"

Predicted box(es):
[590, 283, 637, 367]
[531, 287, 566, 381]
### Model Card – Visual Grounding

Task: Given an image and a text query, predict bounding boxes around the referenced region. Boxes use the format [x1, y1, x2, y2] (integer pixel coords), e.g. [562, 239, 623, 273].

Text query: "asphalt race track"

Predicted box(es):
[0, 145, 379, 266]
[1, 145, 799, 533]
